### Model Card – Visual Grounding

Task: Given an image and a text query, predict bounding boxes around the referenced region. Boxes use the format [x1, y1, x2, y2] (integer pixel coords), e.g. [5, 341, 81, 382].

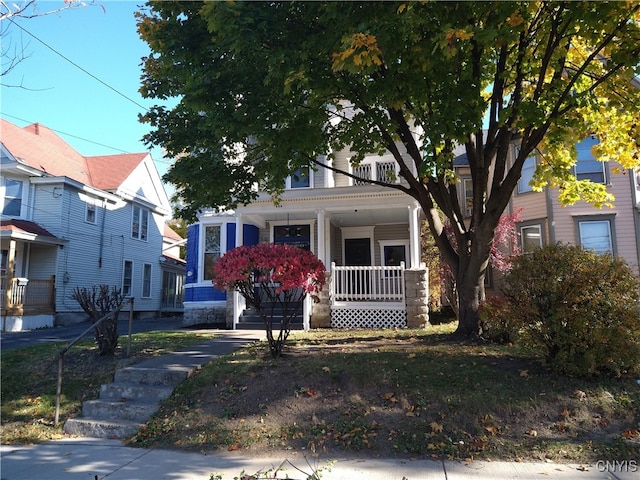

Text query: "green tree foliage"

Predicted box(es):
[500, 244, 640, 377]
[137, 1, 640, 338]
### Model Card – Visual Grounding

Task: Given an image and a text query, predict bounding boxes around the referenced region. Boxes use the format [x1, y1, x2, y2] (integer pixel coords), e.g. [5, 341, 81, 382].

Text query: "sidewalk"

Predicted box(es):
[1, 436, 635, 480]
[1, 331, 637, 480]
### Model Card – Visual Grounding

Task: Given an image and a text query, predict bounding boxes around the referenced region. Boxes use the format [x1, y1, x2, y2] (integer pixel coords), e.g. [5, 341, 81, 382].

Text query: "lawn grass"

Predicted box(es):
[127, 324, 640, 462]
[1, 330, 216, 444]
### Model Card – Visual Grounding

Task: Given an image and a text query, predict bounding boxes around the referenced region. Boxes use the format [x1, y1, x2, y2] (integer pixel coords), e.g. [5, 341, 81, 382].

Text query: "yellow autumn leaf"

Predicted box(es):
[430, 421, 444, 433]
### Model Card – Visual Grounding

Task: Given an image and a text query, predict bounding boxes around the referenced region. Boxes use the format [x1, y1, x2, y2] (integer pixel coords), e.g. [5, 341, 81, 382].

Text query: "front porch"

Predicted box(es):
[1, 275, 56, 331]
[230, 263, 429, 330]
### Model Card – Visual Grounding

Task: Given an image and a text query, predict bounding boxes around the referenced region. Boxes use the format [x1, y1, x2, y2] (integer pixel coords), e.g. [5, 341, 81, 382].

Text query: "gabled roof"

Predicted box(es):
[0, 119, 149, 191]
[164, 224, 184, 241]
[87, 153, 149, 191]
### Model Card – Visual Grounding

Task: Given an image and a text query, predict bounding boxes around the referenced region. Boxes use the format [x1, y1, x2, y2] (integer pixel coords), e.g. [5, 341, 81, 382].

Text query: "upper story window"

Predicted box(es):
[518, 155, 536, 194]
[463, 178, 473, 217]
[85, 198, 97, 224]
[286, 167, 312, 189]
[1, 177, 23, 217]
[203, 225, 221, 281]
[132, 205, 149, 241]
[574, 137, 606, 184]
[352, 159, 397, 185]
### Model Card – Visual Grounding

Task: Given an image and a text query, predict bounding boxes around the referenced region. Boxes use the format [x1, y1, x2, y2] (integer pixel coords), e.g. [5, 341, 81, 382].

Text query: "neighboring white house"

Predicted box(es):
[183, 144, 430, 330]
[0, 119, 184, 331]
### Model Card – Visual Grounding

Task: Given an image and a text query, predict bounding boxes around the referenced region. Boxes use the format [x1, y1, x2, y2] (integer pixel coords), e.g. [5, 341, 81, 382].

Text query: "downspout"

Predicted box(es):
[98, 200, 106, 268]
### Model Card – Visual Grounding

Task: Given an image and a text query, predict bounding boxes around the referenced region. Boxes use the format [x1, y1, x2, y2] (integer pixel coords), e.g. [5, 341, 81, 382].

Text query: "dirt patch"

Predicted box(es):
[130, 332, 640, 462]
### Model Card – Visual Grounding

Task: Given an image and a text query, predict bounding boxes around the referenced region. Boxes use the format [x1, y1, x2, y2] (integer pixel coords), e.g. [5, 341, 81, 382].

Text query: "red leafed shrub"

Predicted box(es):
[213, 243, 325, 357]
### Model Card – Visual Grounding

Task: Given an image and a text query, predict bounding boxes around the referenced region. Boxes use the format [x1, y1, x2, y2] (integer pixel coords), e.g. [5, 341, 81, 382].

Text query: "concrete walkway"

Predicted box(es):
[1, 329, 637, 479]
[1, 437, 636, 479]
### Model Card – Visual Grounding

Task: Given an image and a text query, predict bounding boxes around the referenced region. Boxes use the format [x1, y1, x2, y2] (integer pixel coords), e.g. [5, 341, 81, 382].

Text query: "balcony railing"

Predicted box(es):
[352, 161, 397, 185]
[330, 262, 405, 303]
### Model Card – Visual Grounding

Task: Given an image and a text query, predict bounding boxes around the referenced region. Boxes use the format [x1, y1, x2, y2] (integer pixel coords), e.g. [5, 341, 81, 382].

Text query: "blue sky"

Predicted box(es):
[1, 1, 176, 188]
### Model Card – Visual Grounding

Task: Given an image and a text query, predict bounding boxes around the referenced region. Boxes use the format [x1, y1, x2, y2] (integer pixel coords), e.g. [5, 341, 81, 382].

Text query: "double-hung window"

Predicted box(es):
[86, 197, 97, 224]
[132, 205, 149, 240]
[287, 167, 312, 189]
[203, 225, 222, 281]
[577, 217, 614, 255]
[574, 137, 606, 184]
[123, 260, 133, 297]
[1, 178, 23, 217]
[520, 224, 543, 253]
[518, 155, 536, 194]
[142, 263, 152, 298]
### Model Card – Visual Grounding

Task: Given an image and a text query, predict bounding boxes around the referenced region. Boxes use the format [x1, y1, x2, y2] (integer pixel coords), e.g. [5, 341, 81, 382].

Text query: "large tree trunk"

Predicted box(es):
[452, 274, 484, 339]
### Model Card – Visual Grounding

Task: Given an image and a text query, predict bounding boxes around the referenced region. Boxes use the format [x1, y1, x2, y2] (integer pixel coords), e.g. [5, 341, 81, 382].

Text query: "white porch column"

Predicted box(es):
[408, 204, 421, 268]
[316, 209, 326, 265]
[235, 213, 243, 248]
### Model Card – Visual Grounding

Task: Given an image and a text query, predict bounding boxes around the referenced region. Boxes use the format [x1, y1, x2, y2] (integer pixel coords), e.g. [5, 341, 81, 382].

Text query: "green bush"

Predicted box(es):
[501, 243, 640, 377]
[478, 295, 517, 344]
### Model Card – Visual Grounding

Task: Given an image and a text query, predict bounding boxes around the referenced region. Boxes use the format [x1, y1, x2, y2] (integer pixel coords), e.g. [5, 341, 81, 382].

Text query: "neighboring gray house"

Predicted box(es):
[0, 119, 182, 331]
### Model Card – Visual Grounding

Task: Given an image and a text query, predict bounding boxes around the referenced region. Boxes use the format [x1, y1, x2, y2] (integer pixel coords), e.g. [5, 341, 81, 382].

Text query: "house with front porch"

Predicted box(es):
[183, 147, 430, 330]
[0, 119, 183, 331]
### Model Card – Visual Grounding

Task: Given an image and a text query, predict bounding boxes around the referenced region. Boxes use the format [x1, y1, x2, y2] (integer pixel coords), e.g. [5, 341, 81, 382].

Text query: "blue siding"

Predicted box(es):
[226, 223, 236, 251]
[185, 224, 199, 284]
[186, 285, 226, 302]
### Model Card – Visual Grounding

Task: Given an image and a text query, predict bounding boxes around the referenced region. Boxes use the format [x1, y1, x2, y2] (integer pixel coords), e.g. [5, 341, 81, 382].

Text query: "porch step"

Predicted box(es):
[237, 304, 303, 330]
[64, 417, 144, 439]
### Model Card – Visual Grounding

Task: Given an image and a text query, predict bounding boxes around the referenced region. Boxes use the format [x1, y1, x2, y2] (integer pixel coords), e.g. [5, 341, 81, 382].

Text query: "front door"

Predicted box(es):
[344, 238, 371, 266]
[344, 237, 371, 296]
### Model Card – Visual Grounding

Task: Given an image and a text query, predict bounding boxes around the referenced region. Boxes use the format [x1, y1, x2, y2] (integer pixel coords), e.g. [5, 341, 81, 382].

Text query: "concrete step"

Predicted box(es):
[64, 417, 143, 439]
[114, 366, 190, 386]
[100, 383, 174, 403]
[81, 399, 160, 422]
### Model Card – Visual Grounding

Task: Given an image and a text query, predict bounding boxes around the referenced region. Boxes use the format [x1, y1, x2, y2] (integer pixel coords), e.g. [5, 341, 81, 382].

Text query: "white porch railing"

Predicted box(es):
[330, 262, 405, 303]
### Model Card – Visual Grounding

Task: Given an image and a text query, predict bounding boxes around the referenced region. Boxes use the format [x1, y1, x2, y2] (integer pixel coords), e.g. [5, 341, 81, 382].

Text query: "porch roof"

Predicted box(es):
[239, 187, 422, 228]
[0, 219, 65, 245]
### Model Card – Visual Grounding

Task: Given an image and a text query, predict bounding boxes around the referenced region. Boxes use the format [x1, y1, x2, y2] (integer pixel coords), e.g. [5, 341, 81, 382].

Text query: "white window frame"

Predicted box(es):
[520, 224, 543, 253]
[1, 177, 24, 217]
[85, 197, 97, 224]
[201, 223, 224, 282]
[463, 177, 473, 217]
[132, 205, 149, 241]
[379, 240, 410, 268]
[286, 166, 313, 189]
[142, 263, 152, 298]
[576, 217, 615, 255]
[123, 260, 133, 297]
